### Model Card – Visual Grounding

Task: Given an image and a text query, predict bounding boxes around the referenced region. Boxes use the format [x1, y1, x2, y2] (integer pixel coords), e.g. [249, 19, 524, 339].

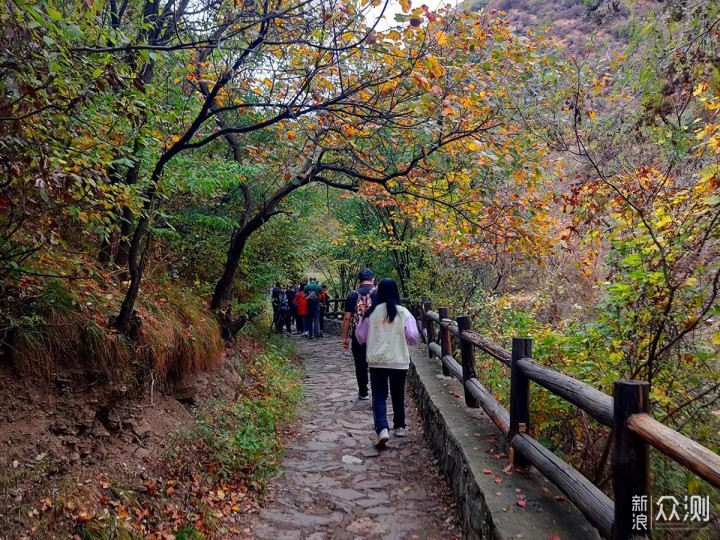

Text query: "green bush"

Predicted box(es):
[171, 339, 302, 492]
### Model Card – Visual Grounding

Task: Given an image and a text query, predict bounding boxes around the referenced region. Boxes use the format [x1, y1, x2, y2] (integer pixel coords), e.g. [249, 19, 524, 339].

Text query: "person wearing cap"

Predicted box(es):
[341, 268, 377, 400]
[303, 277, 323, 339]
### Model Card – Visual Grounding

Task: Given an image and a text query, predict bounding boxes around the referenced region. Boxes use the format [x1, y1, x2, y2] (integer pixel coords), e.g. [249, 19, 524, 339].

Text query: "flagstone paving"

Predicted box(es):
[247, 335, 461, 539]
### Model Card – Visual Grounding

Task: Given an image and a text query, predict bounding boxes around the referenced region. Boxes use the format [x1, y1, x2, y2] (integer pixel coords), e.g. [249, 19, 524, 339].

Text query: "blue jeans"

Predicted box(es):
[307, 298, 320, 338]
[370, 368, 407, 434]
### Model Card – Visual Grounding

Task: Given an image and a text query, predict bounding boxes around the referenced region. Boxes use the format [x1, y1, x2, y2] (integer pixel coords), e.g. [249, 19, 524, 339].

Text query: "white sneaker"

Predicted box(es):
[394, 427, 406, 437]
[357, 394, 370, 401]
[302, 331, 308, 337]
[375, 428, 390, 448]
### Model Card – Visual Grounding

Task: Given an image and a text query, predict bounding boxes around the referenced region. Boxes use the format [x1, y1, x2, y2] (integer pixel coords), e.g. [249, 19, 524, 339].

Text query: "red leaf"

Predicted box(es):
[550, 535, 562, 540]
[483, 469, 492, 474]
[517, 500, 527, 507]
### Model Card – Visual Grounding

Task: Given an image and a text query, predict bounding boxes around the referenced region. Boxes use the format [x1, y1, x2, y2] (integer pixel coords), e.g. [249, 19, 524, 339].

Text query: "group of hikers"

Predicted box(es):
[271, 277, 329, 338]
[272, 269, 419, 449]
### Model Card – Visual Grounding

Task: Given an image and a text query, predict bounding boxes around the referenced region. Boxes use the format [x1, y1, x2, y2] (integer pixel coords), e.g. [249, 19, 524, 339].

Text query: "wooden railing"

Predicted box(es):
[418, 298, 720, 540]
[323, 297, 346, 319]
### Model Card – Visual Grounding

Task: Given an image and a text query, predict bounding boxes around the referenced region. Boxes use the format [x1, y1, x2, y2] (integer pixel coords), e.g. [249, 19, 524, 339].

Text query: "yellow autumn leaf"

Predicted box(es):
[693, 83, 708, 96]
[399, 0, 411, 13]
[436, 31, 448, 46]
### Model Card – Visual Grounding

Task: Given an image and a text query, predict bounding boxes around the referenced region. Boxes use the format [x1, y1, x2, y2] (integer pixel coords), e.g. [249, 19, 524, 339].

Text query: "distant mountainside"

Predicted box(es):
[461, 0, 657, 58]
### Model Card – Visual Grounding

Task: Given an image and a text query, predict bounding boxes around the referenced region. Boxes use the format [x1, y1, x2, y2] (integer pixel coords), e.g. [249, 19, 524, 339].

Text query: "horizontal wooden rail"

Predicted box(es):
[426, 310, 440, 323]
[427, 332, 511, 436]
[512, 433, 614, 539]
[465, 378, 510, 435]
[516, 357, 614, 427]
[628, 412, 720, 489]
[460, 330, 511, 365]
[439, 318, 459, 335]
[441, 354, 463, 380]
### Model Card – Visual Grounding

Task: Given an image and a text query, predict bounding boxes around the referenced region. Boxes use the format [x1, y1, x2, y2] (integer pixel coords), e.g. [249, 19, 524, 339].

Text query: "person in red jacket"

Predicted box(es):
[293, 289, 308, 336]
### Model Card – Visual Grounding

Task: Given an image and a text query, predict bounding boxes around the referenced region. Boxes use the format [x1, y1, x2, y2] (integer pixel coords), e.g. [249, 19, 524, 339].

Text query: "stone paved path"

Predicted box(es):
[248, 335, 461, 540]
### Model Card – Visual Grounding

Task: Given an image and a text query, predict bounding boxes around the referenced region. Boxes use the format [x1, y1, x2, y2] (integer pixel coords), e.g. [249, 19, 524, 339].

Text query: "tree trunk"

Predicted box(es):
[98, 231, 115, 264]
[115, 144, 142, 267]
[115, 226, 150, 334]
[115, 206, 135, 267]
[210, 229, 247, 311]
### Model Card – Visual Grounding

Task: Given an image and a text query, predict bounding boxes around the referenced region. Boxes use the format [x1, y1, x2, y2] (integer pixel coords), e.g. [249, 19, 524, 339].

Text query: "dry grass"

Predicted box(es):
[5, 279, 223, 389]
[139, 286, 222, 383]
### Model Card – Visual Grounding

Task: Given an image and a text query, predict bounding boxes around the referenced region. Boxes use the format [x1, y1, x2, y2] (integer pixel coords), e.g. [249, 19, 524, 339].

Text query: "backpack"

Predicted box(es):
[306, 282, 320, 301]
[351, 287, 375, 334]
[278, 291, 289, 312]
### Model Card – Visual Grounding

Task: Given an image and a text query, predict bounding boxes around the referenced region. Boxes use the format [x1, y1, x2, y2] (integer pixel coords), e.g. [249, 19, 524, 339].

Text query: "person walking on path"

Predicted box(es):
[275, 286, 292, 334]
[355, 278, 419, 448]
[341, 268, 377, 400]
[318, 284, 329, 336]
[293, 288, 308, 336]
[271, 282, 281, 322]
[286, 285, 297, 332]
[304, 277, 323, 339]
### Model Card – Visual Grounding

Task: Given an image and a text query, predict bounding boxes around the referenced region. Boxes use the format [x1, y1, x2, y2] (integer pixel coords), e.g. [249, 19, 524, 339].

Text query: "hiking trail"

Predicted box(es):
[247, 335, 461, 539]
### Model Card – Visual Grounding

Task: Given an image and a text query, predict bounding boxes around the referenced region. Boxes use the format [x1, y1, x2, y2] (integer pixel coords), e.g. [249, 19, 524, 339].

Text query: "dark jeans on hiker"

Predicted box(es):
[351, 335, 369, 398]
[307, 298, 320, 338]
[319, 305, 326, 332]
[370, 367, 407, 433]
[275, 310, 291, 333]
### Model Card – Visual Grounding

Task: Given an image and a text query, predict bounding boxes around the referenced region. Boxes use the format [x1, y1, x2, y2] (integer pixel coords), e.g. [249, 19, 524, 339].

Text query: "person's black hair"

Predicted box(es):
[363, 278, 401, 323]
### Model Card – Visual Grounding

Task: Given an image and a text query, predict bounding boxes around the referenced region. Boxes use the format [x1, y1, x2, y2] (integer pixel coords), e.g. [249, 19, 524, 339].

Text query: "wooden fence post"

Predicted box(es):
[510, 337, 532, 467]
[457, 316, 479, 408]
[439, 307, 451, 376]
[612, 380, 650, 540]
[424, 300, 434, 358]
[420, 296, 430, 336]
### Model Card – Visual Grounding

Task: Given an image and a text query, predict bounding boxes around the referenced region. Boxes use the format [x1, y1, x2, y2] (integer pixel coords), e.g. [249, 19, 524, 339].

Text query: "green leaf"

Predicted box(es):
[621, 253, 642, 267]
[46, 7, 63, 21]
[64, 24, 84, 40]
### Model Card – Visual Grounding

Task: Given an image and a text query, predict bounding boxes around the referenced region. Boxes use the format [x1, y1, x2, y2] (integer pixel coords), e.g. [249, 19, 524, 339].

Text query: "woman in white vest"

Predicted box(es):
[355, 278, 420, 448]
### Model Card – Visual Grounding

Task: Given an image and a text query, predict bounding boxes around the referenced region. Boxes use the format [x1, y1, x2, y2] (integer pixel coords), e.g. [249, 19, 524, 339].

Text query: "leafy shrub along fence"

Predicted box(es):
[322, 294, 719, 536]
[412, 298, 719, 540]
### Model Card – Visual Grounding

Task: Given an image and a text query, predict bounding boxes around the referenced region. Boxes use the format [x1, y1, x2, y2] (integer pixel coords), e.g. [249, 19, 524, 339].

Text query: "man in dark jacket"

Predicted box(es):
[340, 268, 377, 400]
[304, 277, 323, 339]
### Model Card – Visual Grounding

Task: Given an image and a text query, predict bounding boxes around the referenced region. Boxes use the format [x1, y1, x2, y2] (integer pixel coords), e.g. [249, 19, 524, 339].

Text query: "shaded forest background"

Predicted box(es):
[1, 0, 719, 537]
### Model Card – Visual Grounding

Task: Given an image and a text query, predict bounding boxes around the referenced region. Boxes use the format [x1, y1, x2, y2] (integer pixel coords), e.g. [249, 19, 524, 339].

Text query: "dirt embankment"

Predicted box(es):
[0, 340, 256, 538]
